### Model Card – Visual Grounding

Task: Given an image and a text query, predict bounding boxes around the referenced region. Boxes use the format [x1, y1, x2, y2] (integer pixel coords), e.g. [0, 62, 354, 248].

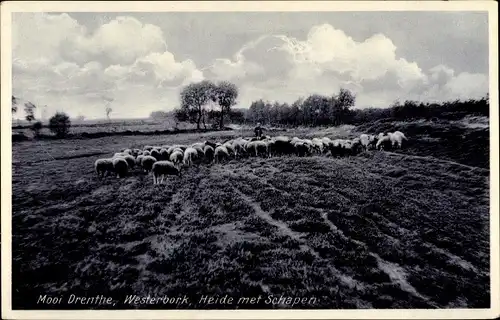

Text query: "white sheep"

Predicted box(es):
[152, 161, 181, 184]
[246, 140, 268, 157]
[193, 146, 205, 159]
[389, 131, 408, 148]
[167, 145, 185, 155]
[191, 142, 205, 150]
[135, 155, 145, 168]
[223, 142, 236, 158]
[170, 150, 184, 167]
[113, 152, 128, 158]
[312, 138, 324, 154]
[183, 147, 198, 167]
[95, 158, 114, 178]
[113, 154, 135, 169]
[376, 135, 392, 151]
[293, 141, 311, 157]
[360, 134, 373, 151]
[232, 138, 249, 157]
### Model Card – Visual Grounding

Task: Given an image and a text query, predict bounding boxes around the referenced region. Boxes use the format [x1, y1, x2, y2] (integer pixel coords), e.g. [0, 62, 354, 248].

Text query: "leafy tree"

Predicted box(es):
[212, 81, 238, 128]
[31, 121, 43, 137]
[49, 112, 71, 138]
[24, 101, 36, 123]
[179, 80, 216, 129]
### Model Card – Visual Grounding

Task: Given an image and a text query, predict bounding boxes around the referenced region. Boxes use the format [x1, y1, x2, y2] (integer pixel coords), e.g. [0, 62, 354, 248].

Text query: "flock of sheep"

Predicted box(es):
[94, 130, 408, 185]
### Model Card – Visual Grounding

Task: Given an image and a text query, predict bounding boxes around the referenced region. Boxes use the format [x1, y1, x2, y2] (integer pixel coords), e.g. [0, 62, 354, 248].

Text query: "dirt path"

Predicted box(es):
[232, 187, 366, 293]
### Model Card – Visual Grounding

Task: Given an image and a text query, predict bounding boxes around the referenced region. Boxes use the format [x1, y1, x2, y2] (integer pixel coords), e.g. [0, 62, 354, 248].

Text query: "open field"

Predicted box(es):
[12, 118, 196, 136]
[12, 121, 490, 309]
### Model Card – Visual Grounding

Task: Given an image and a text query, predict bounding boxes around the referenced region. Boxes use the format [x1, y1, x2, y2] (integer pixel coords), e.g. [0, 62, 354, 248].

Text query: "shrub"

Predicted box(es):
[31, 121, 42, 137]
[49, 112, 71, 138]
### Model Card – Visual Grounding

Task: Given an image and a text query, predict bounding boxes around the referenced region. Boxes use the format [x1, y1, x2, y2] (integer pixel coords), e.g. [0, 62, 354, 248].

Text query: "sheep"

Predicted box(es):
[269, 136, 292, 157]
[183, 147, 198, 167]
[204, 140, 218, 149]
[141, 155, 157, 173]
[329, 139, 346, 157]
[112, 157, 129, 178]
[150, 149, 161, 161]
[261, 135, 271, 141]
[142, 150, 151, 157]
[204, 145, 215, 163]
[152, 161, 181, 184]
[193, 146, 205, 159]
[265, 140, 276, 158]
[136, 155, 145, 168]
[143, 145, 155, 151]
[191, 142, 205, 150]
[347, 138, 363, 156]
[170, 150, 184, 167]
[294, 141, 311, 157]
[321, 137, 334, 155]
[214, 145, 230, 163]
[159, 148, 169, 161]
[232, 138, 249, 157]
[389, 131, 408, 149]
[113, 152, 128, 158]
[114, 154, 136, 169]
[223, 142, 236, 158]
[132, 148, 142, 157]
[312, 138, 324, 154]
[360, 134, 374, 151]
[246, 140, 268, 157]
[321, 137, 332, 145]
[167, 145, 186, 155]
[95, 158, 114, 178]
[376, 135, 392, 151]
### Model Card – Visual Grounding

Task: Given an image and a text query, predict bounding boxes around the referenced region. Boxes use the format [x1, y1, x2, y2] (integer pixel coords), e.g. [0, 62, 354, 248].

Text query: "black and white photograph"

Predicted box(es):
[1, 1, 499, 319]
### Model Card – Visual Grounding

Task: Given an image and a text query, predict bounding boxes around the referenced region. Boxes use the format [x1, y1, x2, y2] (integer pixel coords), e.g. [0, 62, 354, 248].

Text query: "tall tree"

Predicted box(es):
[179, 80, 216, 130]
[24, 101, 36, 123]
[212, 81, 238, 128]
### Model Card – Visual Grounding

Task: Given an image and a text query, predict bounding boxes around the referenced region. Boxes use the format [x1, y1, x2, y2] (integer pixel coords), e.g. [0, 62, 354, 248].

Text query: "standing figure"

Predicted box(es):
[254, 122, 263, 139]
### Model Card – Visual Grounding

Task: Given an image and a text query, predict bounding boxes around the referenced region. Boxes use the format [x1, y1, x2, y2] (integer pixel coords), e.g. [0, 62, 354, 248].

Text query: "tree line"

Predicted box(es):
[239, 94, 489, 126]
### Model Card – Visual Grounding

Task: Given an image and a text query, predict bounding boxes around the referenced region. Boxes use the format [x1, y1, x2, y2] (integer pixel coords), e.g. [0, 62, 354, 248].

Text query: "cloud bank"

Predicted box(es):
[12, 13, 488, 119]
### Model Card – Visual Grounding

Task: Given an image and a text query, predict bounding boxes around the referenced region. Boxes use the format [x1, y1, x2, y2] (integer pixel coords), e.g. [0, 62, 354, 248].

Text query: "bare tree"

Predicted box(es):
[24, 101, 37, 123]
[105, 107, 112, 121]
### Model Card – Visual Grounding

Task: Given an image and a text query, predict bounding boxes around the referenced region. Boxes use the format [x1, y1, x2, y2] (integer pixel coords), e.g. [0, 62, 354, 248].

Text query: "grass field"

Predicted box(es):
[12, 118, 196, 137]
[11, 121, 490, 309]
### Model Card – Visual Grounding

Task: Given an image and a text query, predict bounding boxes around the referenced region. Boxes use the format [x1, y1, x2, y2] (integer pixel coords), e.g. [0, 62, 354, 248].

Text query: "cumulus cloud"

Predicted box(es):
[12, 13, 203, 119]
[12, 14, 489, 119]
[208, 23, 488, 108]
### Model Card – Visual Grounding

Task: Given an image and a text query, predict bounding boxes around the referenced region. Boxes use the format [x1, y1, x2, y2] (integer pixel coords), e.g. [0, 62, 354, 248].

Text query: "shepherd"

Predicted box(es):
[254, 122, 264, 139]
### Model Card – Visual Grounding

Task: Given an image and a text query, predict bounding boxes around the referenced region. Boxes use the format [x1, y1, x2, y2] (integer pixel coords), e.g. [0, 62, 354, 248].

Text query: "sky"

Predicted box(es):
[12, 11, 489, 120]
